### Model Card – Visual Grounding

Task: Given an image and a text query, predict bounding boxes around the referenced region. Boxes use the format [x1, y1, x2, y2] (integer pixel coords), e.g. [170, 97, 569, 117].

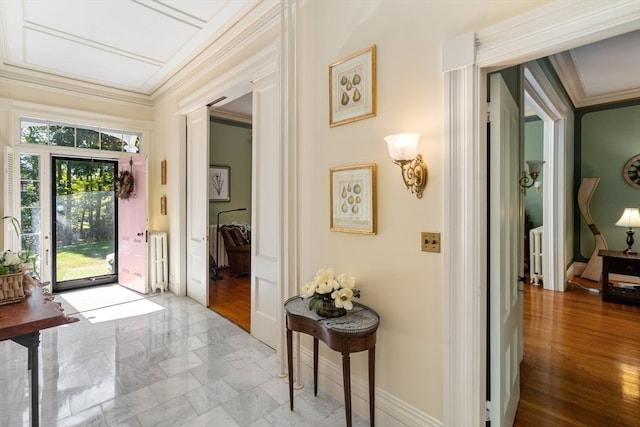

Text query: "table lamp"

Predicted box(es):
[614, 207, 640, 254]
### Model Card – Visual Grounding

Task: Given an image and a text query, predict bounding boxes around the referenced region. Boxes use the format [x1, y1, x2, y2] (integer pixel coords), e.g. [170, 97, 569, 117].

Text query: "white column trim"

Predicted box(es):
[443, 63, 487, 427]
[523, 61, 571, 293]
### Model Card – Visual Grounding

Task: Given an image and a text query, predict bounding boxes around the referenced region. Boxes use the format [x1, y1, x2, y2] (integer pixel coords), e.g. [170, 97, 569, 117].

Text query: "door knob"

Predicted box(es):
[137, 232, 144, 237]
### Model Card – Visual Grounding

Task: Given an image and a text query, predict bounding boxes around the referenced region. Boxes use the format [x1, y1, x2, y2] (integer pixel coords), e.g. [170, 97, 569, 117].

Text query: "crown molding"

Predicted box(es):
[476, 0, 640, 69]
[151, 1, 280, 103]
[210, 110, 252, 124]
[549, 51, 640, 108]
[0, 65, 154, 107]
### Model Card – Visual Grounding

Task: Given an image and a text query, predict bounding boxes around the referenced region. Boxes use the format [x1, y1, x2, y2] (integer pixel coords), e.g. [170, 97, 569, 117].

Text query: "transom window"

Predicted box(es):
[20, 117, 142, 153]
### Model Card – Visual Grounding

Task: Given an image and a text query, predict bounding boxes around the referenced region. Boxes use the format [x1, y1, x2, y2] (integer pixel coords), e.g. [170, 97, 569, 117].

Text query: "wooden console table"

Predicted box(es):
[0, 285, 79, 427]
[284, 296, 379, 427]
[599, 250, 640, 305]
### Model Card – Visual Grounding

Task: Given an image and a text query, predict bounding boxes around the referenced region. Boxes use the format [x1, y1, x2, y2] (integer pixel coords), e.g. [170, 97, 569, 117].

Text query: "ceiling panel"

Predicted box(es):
[571, 31, 640, 97]
[23, 0, 198, 62]
[24, 28, 160, 88]
[0, 0, 254, 94]
[549, 30, 640, 107]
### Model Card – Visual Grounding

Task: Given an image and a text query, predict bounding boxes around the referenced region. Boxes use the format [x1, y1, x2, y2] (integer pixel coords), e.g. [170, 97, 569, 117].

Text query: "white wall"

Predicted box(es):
[0, 0, 554, 423]
[296, 0, 551, 421]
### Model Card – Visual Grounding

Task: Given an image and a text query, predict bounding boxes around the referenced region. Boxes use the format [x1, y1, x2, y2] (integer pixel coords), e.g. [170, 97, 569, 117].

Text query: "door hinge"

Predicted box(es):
[486, 104, 491, 123]
[486, 401, 492, 422]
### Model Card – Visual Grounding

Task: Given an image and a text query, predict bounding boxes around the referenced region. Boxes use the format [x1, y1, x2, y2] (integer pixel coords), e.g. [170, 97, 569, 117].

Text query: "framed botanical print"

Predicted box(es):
[329, 45, 377, 127]
[330, 163, 376, 234]
[209, 165, 230, 202]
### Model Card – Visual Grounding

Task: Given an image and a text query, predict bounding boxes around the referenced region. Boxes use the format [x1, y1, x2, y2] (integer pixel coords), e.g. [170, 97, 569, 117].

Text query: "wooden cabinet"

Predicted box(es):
[599, 250, 640, 305]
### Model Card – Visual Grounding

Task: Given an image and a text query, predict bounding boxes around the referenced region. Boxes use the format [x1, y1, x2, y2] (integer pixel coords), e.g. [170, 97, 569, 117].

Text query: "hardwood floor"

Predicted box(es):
[208, 268, 250, 331]
[515, 277, 640, 426]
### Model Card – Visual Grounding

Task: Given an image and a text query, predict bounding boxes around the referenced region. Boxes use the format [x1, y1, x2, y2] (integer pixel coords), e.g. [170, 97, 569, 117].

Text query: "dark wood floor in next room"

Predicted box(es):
[208, 269, 250, 332]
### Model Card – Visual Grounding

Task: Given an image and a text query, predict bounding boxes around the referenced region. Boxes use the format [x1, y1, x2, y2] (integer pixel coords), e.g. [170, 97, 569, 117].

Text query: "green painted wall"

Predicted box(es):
[524, 117, 544, 227]
[579, 103, 640, 257]
[209, 119, 252, 226]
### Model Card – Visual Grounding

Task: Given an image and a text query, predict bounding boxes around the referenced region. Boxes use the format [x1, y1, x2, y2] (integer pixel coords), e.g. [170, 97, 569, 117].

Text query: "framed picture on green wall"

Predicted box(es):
[209, 165, 230, 202]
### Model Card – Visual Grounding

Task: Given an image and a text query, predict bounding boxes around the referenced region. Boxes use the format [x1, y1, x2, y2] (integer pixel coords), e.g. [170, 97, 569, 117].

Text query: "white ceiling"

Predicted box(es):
[549, 30, 640, 108]
[0, 0, 256, 95]
[0, 1, 638, 109]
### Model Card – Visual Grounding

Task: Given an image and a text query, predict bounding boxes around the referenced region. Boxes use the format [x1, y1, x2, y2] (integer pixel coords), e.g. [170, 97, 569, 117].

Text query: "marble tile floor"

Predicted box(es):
[0, 289, 368, 427]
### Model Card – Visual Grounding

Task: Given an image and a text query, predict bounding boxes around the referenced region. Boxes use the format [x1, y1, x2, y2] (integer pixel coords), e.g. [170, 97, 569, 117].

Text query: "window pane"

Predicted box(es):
[19, 117, 143, 153]
[101, 129, 124, 152]
[50, 122, 75, 147]
[77, 127, 100, 149]
[20, 153, 40, 180]
[19, 154, 41, 275]
[21, 118, 49, 145]
[123, 132, 141, 153]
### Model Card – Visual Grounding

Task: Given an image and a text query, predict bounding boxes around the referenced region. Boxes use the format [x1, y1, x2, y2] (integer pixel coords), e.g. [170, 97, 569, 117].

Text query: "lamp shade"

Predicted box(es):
[526, 160, 545, 174]
[384, 133, 420, 161]
[615, 208, 640, 227]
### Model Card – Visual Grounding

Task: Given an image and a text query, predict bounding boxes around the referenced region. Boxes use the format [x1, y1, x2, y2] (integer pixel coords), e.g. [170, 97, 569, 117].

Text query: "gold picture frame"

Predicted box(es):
[329, 45, 376, 127]
[330, 163, 376, 234]
[160, 195, 167, 215]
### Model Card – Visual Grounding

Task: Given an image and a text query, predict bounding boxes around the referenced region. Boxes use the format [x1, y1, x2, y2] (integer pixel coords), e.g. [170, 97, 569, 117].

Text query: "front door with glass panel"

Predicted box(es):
[52, 157, 118, 291]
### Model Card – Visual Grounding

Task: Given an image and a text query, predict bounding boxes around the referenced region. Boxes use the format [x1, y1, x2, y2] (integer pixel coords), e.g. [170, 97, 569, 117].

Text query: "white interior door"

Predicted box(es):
[186, 107, 210, 306]
[488, 72, 523, 426]
[118, 154, 148, 294]
[250, 71, 280, 349]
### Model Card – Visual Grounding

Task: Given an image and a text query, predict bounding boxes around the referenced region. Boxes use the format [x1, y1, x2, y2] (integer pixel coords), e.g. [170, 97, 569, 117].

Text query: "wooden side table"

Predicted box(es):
[0, 285, 79, 427]
[284, 296, 379, 427]
[599, 249, 640, 305]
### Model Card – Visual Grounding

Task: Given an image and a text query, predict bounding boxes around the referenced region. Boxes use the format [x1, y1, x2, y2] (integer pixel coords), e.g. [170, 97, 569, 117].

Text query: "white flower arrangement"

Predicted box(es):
[301, 267, 360, 311]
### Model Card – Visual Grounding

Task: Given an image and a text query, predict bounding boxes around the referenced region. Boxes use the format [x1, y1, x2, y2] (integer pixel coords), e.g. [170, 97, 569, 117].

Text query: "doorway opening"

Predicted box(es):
[207, 92, 253, 331]
[52, 156, 118, 292]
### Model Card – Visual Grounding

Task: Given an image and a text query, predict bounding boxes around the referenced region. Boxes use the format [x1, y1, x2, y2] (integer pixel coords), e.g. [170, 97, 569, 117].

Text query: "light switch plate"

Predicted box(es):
[421, 232, 441, 253]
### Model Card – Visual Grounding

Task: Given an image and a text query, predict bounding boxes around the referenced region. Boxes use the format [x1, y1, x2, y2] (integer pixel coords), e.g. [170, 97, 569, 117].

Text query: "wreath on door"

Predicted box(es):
[115, 169, 135, 199]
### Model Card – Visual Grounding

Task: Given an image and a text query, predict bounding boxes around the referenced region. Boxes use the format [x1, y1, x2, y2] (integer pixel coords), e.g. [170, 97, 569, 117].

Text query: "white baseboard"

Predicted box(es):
[298, 347, 442, 427]
[569, 262, 586, 277]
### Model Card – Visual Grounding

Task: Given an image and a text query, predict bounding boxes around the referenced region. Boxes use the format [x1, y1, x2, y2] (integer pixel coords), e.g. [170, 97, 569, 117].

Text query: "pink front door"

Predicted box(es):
[118, 155, 147, 294]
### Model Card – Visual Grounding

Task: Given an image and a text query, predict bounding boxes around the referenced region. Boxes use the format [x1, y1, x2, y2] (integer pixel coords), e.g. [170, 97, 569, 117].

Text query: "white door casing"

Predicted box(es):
[186, 108, 210, 306]
[442, 2, 638, 426]
[488, 72, 522, 426]
[523, 61, 570, 292]
[250, 70, 280, 349]
[118, 154, 148, 294]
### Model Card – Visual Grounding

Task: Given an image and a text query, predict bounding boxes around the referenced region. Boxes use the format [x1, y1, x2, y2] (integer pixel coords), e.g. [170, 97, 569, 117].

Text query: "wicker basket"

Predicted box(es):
[0, 272, 26, 305]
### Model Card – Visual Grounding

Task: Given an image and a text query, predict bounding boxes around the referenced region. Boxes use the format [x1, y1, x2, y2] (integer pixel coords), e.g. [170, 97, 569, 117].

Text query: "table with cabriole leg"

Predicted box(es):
[285, 296, 379, 427]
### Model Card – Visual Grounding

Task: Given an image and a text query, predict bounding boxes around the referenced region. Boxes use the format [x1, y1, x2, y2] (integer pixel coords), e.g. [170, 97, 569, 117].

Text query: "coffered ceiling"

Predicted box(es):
[0, 0, 257, 96]
[0, 1, 638, 109]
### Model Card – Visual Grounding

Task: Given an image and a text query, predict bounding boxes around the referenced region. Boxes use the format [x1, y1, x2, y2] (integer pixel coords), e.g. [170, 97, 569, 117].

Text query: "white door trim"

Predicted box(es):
[523, 61, 571, 292]
[442, 2, 640, 426]
[175, 43, 279, 300]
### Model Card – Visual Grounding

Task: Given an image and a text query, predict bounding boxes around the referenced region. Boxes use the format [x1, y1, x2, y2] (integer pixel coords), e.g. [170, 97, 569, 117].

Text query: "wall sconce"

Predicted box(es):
[384, 133, 427, 199]
[519, 160, 545, 193]
[614, 207, 640, 254]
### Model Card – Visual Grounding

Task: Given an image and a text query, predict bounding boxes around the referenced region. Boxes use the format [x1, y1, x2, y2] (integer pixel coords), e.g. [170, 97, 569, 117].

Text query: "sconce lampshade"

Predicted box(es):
[615, 208, 640, 228]
[384, 133, 420, 161]
[526, 160, 545, 175]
